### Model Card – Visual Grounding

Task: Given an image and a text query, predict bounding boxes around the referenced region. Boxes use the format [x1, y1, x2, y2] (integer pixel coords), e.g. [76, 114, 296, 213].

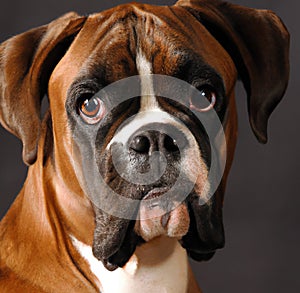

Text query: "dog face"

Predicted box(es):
[60, 5, 237, 270]
[0, 1, 289, 271]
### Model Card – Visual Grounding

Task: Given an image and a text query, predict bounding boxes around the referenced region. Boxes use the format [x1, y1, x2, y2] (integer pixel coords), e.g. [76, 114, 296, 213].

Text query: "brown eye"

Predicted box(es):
[79, 96, 105, 124]
[189, 87, 216, 112]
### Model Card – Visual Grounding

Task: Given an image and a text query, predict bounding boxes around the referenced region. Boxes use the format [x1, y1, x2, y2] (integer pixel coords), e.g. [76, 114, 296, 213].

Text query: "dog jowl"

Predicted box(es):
[0, 0, 289, 292]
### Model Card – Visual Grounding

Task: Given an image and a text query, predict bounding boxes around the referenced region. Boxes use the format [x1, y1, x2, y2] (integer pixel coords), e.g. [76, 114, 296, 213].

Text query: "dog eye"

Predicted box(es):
[189, 86, 216, 112]
[78, 96, 106, 124]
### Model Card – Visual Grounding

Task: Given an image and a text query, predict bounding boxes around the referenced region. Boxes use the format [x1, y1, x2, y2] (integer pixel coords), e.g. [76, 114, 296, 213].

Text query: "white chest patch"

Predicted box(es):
[71, 236, 189, 293]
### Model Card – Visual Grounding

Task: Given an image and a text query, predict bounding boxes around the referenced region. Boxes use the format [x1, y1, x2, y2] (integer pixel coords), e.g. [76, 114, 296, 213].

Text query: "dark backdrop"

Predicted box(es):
[0, 1, 299, 292]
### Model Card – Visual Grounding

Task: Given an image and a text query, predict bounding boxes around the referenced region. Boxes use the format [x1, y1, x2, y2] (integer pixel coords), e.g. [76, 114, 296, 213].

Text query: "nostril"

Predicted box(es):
[164, 135, 179, 153]
[130, 135, 150, 153]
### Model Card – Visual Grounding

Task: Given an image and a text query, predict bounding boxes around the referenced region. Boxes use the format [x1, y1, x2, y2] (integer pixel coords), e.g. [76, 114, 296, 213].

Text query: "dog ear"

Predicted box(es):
[175, 0, 290, 143]
[0, 13, 87, 165]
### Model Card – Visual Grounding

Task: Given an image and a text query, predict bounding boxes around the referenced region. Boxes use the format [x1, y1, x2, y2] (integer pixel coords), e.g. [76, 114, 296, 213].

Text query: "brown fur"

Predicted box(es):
[0, 1, 289, 292]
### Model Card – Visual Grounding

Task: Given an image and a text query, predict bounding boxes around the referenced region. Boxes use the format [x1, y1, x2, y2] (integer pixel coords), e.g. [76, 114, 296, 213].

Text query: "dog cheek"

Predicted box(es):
[180, 192, 224, 260]
[92, 210, 130, 261]
[181, 143, 210, 201]
[192, 199, 225, 250]
[107, 221, 141, 269]
[92, 208, 141, 270]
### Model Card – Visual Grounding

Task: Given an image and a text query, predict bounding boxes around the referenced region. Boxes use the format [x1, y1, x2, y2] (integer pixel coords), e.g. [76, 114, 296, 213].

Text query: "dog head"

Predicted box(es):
[0, 0, 289, 270]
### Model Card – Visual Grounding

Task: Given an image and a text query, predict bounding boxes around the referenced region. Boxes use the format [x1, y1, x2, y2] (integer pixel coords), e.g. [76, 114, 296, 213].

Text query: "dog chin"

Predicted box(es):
[135, 201, 190, 242]
[91, 188, 191, 271]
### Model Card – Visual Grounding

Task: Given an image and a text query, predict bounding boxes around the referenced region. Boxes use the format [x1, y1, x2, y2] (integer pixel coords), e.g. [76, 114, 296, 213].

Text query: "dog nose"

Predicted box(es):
[130, 135, 151, 153]
[129, 131, 179, 154]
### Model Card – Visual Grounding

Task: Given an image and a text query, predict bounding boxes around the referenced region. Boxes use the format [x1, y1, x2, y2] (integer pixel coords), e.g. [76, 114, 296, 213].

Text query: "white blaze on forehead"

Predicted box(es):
[136, 51, 159, 110]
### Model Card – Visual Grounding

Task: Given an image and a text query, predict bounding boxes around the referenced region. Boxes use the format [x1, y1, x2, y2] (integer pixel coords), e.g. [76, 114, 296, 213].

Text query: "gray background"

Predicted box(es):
[0, 0, 299, 292]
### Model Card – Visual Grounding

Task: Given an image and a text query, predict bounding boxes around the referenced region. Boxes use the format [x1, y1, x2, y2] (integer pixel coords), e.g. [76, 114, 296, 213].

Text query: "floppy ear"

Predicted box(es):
[0, 12, 87, 165]
[175, 0, 290, 143]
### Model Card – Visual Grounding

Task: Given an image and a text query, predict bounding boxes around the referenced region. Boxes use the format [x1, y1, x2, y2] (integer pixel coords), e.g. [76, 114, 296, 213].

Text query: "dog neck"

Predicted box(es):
[72, 236, 189, 293]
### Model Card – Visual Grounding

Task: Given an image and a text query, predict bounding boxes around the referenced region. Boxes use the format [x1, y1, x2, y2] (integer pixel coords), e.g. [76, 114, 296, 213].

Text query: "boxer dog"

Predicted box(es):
[0, 0, 289, 292]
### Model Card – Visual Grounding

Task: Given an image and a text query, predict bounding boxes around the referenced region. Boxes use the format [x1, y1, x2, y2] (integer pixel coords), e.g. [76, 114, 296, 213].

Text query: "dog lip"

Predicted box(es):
[161, 211, 171, 228]
[142, 187, 169, 201]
